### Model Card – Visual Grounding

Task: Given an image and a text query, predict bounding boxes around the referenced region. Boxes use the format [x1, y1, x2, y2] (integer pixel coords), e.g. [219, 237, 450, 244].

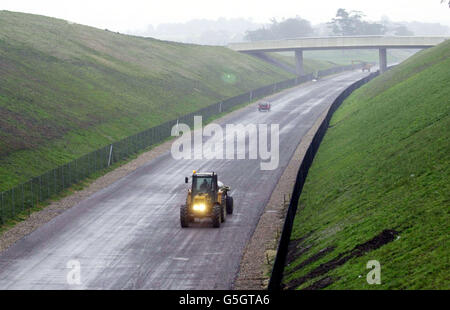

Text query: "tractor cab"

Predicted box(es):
[190, 172, 217, 195]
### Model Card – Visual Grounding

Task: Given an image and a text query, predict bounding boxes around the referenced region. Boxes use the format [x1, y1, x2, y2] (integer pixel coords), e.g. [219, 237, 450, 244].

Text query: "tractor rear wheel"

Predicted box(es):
[226, 196, 234, 215]
[180, 205, 189, 228]
[212, 204, 221, 228]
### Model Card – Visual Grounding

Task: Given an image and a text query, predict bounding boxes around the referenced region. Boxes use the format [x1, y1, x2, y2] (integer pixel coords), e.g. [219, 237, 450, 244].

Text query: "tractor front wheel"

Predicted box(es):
[212, 204, 221, 228]
[180, 205, 189, 228]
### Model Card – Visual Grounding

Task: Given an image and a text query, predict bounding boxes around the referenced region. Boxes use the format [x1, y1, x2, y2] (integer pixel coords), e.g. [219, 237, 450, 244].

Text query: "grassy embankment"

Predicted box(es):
[283, 40, 449, 289]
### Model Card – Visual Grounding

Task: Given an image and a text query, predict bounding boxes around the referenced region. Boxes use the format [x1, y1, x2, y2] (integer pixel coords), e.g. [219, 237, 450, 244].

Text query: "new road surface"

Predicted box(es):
[0, 69, 371, 289]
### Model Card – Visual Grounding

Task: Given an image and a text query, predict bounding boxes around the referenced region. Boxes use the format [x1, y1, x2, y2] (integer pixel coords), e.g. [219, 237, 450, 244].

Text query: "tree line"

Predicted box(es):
[244, 8, 416, 41]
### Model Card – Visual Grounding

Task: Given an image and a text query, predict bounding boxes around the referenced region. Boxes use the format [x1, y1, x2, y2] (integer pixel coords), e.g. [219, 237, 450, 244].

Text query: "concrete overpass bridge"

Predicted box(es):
[228, 36, 449, 75]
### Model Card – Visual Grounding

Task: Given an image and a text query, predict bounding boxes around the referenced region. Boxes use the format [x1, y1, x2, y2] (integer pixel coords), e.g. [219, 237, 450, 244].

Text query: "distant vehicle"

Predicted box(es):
[181, 171, 233, 228]
[351, 60, 373, 72]
[258, 101, 271, 112]
[362, 62, 373, 72]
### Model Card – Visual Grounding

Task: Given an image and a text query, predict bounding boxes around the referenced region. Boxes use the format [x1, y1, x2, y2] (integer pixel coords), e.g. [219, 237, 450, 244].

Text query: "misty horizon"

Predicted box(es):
[1, 0, 449, 45]
[122, 16, 450, 46]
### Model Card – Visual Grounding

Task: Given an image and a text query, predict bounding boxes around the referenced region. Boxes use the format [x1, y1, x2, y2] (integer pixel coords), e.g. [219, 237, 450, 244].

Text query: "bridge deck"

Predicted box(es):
[228, 36, 449, 53]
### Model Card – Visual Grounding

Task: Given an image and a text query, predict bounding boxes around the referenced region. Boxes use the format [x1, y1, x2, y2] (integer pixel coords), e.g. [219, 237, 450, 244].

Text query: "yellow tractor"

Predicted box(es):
[181, 171, 234, 228]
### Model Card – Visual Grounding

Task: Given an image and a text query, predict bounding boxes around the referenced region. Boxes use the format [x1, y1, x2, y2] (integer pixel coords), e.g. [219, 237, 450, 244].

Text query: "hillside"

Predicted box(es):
[0, 11, 298, 190]
[283, 40, 450, 289]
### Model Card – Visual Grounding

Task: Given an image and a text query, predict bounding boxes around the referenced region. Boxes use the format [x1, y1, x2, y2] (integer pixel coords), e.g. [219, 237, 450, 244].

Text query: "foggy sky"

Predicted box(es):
[1, 0, 449, 33]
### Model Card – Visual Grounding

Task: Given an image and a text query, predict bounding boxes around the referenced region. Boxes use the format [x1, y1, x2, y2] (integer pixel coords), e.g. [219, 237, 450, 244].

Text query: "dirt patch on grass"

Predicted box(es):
[286, 246, 336, 276]
[284, 229, 399, 290]
[353, 229, 398, 255]
[285, 236, 311, 266]
[304, 276, 336, 290]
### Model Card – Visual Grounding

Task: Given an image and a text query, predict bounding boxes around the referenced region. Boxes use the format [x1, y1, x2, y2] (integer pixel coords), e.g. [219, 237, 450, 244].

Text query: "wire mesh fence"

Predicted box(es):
[0, 64, 363, 225]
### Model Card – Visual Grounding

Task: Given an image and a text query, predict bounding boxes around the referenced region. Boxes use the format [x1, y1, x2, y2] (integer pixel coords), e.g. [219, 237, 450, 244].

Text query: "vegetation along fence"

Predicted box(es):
[0, 63, 363, 225]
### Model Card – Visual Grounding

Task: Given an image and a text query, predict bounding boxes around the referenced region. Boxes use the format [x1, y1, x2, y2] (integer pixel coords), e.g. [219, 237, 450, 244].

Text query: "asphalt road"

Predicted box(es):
[0, 70, 371, 289]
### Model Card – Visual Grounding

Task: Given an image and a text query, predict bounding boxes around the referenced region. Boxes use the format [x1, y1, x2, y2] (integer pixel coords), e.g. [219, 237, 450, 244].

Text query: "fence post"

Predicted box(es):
[86, 155, 89, 177]
[75, 159, 78, 182]
[28, 181, 31, 216]
[12, 187, 15, 218]
[108, 144, 113, 167]
[39, 175, 42, 202]
[22, 184, 24, 212]
[68, 162, 71, 186]
[1, 192, 3, 224]
[31, 180, 33, 209]
[89, 152, 92, 175]
[54, 169, 56, 194]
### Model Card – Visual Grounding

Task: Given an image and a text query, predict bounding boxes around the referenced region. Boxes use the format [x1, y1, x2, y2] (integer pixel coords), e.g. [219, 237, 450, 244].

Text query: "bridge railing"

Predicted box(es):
[0, 63, 364, 226]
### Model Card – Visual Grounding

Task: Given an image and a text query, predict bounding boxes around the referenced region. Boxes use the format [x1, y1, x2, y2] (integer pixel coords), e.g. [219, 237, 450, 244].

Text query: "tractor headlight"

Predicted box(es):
[193, 203, 206, 212]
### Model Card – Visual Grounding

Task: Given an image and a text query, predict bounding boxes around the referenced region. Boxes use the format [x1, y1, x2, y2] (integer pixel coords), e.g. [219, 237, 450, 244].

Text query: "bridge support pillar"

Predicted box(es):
[379, 47, 387, 74]
[295, 49, 304, 76]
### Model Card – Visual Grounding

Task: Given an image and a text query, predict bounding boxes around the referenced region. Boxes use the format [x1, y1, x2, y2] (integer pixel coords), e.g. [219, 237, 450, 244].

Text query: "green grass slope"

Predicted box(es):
[0, 11, 297, 190]
[283, 40, 450, 289]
